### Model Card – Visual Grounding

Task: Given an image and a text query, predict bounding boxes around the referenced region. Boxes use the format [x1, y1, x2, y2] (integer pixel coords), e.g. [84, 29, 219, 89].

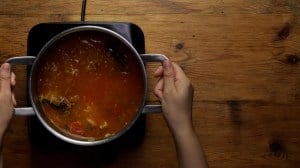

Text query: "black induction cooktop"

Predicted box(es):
[27, 22, 146, 149]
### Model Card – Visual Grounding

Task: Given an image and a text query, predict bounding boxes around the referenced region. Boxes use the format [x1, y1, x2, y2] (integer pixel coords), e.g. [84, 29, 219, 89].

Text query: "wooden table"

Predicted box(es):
[1, 0, 300, 167]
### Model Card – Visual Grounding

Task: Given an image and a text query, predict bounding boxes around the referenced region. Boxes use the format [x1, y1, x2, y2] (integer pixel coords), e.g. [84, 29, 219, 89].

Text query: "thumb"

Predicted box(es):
[163, 60, 175, 92]
[0, 63, 12, 93]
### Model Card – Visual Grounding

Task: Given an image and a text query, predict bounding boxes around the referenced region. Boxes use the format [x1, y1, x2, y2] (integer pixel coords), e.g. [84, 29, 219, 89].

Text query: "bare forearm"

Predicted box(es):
[173, 127, 208, 168]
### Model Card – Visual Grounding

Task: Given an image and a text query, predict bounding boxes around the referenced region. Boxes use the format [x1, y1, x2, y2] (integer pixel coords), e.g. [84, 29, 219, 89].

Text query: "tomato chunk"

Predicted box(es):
[69, 121, 84, 135]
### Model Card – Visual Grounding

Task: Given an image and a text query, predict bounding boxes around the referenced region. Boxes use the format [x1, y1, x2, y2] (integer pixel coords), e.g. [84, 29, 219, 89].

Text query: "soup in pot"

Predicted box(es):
[36, 29, 145, 140]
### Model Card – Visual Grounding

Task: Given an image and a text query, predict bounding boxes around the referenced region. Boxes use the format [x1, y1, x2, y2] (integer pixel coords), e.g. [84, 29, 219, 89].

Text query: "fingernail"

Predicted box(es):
[1, 63, 11, 73]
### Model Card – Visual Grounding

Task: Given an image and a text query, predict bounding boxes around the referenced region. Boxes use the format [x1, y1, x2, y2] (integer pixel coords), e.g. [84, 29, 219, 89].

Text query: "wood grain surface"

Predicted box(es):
[1, 0, 300, 167]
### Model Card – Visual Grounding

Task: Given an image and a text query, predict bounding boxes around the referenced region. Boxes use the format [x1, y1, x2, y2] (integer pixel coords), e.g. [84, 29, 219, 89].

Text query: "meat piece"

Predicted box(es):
[39, 94, 72, 113]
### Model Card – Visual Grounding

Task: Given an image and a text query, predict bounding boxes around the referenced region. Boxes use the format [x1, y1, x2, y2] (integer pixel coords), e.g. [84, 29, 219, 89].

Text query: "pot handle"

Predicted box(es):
[6, 56, 36, 65]
[14, 107, 35, 116]
[140, 54, 168, 63]
[142, 105, 162, 114]
[6, 56, 36, 116]
[140, 54, 168, 114]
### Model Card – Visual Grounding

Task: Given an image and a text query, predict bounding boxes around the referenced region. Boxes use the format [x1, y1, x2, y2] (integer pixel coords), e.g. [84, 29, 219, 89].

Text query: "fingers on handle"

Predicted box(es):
[154, 66, 163, 77]
[162, 60, 175, 91]
[0, 63, 12, 93]
[171, 62, 193, 89]
[12, 93, 17, 106]
[11, 72, 17, 106]
[172, 62, 187, 81]
[11, 72, 16, 86]
[154, 77, 164, 100]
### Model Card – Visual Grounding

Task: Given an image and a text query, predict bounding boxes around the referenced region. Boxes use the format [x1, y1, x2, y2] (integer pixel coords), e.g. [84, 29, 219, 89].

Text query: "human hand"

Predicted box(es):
[154, 60, 194, 136]
[154, 61, 208, 168]
[0, 63, 16, 139]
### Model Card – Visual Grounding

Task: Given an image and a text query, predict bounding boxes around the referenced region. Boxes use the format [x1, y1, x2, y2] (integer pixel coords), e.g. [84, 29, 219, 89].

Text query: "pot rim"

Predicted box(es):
[29, 25, 147, 146]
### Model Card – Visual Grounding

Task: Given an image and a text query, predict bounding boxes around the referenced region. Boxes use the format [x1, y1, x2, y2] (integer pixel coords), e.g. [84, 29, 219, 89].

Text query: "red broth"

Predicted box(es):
[36, 30, 145, 140]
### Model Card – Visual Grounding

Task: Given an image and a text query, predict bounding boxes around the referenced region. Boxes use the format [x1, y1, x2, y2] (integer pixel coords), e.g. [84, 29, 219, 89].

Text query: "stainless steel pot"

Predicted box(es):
[7, 26, 167, 146]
